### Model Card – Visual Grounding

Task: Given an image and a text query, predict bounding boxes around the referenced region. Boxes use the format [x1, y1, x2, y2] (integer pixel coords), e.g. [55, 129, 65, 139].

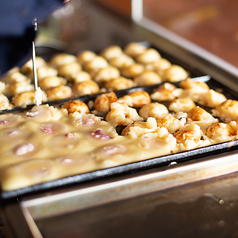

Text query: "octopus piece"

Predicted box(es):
[212, 100, 238, 122]
[121, 117, 158, 138]
[21, 57, 46, 74]
[50, 53, 77, 68]
[169, 98, 196, 113]
[145, 58, 171, 74]
[162, 65, 188, 82]
[105, 77, 134, 91]
[150, 83, 182, 101]
[40, 122, 67, 135]
[105, 102, 143, 126]
[11, 91, 47, 108]
[197, 89, 227, 108]
[57, 61, 82, 79]
[134, 71, 162, 86]
[100, 45, 123, 60]
[71, 71, 92, 84]
[118, 90, 151, 108]
[121, 63, 145, 78]
[73, 80, 100, 97]
[139, 102, 169, 120]
[13, 143, 40, 157]
[45, 85, 72, 101]
[84, 56, 108, 72]
[38, 76, 66, 90]
[94, 92, 118, 113]
[156, 114, 186, 134]
[92, 66, 120, 83]
[63, 100, 90, 114]
[135, 48, 161, 64]
[77, 50, 96, 65]
[90, 129, 111, 140]
[1, 127, 31, 141]
[108, 54, 135, 69]
[0, 94, 12, 110]
[25, 105, 66, 122]
[124, 42, 147, 57]
[205, 123, 235, 142]
[71, 113, 101, 126]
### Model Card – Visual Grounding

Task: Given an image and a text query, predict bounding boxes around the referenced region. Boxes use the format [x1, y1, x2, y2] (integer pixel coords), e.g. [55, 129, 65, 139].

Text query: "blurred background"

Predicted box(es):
[36, 0, 238, 67]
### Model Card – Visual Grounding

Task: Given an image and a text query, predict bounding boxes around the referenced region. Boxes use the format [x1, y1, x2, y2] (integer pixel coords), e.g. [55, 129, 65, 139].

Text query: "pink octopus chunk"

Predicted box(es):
[65, 132, 74, 139]
[91, 129, 111, 140]
[13, 143, 35, 156]
[82, 117, 95, 125]
[0, 120, 9, 125]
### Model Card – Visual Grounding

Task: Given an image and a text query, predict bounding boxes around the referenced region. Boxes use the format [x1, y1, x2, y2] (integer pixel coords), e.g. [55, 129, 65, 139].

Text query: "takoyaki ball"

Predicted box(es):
[124, 42, 147, 57]
[6, 81, 34, 97]
[71, 71, 92, 84]
[57, 61, 82, 79]
[92, 66, 120, 83]
[63, 100, 89, 114]
[162, 65, 188, 82]
[121, 63, 145, 78]
[73, 80, 100, 97]
[187, 106, 217, 123]
[50, 53, 77, 68]
[139, 102, 169, 120]
[38, 76, 66, 90]
[77, 50, 96, 65]
[179, 78, 209, 92]
[108, 54, 135, 69]
[84, 56, 108, 72]
[11, 91, 47, 108]
[145, 58, 171, 74]
[105, 77, 134, 91]
[156, 115, 186, 134]
[36, 66, 58, 81]
[150, 83, 181, 101]
[121, 117, 158, 137]
[94, 92, 118, 113]
[174, 129, 200, 145]
[21, 57, 46, 74]
[105, 102, 143, 126]
[169, 98, 196, 113]
[45, 85, 72, 101]
[205, 123, 235, 142]
[212, 100, 238, 122]
[134, 71, 162, 86]
[135, 48, 161, 64]
[0, 82, 6, 94]
[0, 94, 12, 110]
[118, 90, 151, 108]
[198, 89, 227, 108]
[2, 71, 27, 84]
[100, 45, 123, 60]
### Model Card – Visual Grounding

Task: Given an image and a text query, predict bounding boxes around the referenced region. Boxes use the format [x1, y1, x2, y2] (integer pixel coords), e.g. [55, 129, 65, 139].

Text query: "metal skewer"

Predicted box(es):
[32, 18, 38, 90]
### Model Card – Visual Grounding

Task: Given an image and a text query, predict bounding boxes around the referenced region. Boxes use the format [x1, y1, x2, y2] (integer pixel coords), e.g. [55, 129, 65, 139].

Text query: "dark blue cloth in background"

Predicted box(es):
[0, 0, 64, 76]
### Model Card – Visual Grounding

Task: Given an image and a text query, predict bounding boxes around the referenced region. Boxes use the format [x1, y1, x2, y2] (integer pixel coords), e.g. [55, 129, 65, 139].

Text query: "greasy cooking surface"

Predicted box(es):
[1, 42, 238, 199]
[1, 76, 238, 197]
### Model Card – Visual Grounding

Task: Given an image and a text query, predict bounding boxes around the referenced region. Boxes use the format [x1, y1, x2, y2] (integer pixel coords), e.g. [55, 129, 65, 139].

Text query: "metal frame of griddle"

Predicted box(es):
[1, 1, 238, 237]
